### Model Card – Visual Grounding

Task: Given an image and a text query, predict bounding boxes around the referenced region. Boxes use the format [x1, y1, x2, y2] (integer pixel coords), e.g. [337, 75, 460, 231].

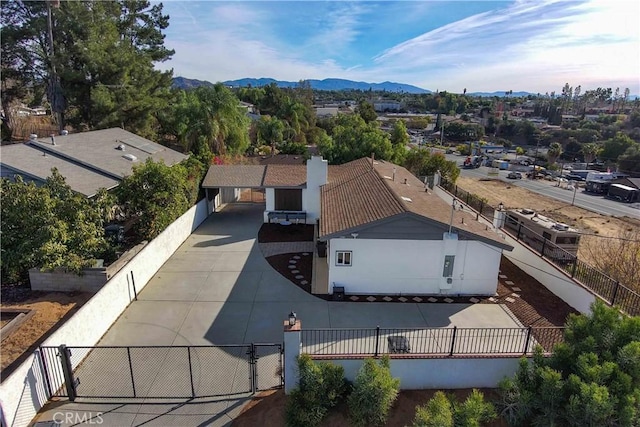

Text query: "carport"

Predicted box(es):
[202, 164, 267, 214]
[202, 162, 313, 224]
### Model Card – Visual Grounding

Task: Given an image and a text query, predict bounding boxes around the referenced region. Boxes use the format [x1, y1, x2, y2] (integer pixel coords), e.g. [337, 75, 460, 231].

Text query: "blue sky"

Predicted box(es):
[158, 0, 640, 93]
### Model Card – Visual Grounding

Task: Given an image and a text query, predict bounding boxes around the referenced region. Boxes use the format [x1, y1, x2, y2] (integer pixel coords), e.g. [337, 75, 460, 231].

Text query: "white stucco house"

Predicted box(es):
[202, 156, 512, 296]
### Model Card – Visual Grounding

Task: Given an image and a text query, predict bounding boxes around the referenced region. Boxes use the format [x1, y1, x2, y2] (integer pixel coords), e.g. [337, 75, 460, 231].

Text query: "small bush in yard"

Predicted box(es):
[285, 354, 347, 427]
[452, 389, 497, 427]
[348, 356, 400, 426]
[412, 391, 454, 427]
[413, 389, 496, 427]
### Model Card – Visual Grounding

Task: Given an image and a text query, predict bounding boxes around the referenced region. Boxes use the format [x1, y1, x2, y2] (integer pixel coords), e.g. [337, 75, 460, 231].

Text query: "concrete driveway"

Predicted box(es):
[34, 203, 520, 427]
[98, 203, 520, 346]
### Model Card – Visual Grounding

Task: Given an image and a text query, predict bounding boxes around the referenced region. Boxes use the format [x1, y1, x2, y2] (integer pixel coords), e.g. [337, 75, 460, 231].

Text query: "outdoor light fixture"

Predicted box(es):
[288, 311, 297, 326]
[498, 202, 504, 212]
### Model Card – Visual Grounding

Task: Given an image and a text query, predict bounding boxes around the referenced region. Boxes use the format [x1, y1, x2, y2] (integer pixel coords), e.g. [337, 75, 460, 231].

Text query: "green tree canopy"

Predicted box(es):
[390, 120, 410, 146]
[117, 158, 194, 240]
[600, 132, 638, 165]
[159, 85, 250, 157]
[317, 114, 393, 164]
[1, 0, 175, 139]
[403, 148, 460, 183]
[498, 301, 640, 427]
[356, 100, 377, 124]
[618, 145, 640, 175]
[1, 170, 110, 283]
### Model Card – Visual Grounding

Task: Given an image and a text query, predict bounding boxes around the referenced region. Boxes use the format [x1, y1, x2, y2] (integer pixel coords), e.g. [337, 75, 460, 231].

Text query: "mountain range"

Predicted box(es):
[173, 77, 430, 94]
[172, 76, 540, 97]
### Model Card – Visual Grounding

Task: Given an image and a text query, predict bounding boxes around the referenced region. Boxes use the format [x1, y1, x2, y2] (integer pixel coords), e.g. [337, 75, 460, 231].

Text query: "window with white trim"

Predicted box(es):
[335, 250, 352, 266]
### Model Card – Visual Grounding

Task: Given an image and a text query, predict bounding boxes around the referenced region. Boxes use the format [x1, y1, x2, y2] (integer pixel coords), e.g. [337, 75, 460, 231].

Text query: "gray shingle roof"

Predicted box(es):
[28, 128, 187, 179]
[0, 143, 120, 197]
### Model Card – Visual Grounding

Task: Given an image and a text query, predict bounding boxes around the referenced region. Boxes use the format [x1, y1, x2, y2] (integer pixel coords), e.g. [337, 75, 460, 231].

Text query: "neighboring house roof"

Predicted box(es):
[263, 165, 307, 187]
[28, 128, 187, 179]
[202, 165, 266, 188]
[0, 143, 120, 197]
[320, 158, 512, 250]
[258, 154, 306, 165]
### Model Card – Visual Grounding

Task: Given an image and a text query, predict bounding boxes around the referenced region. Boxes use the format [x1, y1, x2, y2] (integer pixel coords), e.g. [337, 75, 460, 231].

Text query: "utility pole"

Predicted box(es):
[46, 0, 64, 133]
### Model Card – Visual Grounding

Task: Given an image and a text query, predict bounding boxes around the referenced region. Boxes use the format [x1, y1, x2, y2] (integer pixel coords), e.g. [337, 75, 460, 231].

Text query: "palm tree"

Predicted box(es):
[581, 143, 600, 164]
[547, 142, 563, 165]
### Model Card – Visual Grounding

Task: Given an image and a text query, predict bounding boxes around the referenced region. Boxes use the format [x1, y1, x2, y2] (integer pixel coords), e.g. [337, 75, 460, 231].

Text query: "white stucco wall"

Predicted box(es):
[327, 237, 501, 295]
[326, 357, 522, 389]
[304, 156, 327, 224]
[502, 232, 596, 313]
[263, 188, 275, 222]
[0, 199, 209, 427]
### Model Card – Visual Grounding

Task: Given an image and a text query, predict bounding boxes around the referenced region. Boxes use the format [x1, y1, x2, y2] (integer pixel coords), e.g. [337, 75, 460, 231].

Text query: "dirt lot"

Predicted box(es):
[457, 176, 639, 236]
[234, 388, 507, 427]
[1, 291, 92, 375]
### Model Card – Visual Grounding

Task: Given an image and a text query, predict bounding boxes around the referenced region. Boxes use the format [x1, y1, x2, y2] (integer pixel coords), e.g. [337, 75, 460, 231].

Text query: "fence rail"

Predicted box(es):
[301, 326, 564, 357]
[439, 178, 640, 317]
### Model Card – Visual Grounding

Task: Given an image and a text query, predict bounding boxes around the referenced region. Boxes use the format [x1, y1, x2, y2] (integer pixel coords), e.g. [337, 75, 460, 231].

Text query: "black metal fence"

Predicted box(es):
[301, 326, 565, 357]
[40, 343, 283, 400]
[504, 222, 640, 317]
[440, 178, 497, 220]
[439, 177, 640, 317]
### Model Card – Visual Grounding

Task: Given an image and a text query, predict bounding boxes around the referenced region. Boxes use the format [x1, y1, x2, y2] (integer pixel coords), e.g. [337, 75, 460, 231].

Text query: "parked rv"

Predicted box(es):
[503, 209, 581, 257]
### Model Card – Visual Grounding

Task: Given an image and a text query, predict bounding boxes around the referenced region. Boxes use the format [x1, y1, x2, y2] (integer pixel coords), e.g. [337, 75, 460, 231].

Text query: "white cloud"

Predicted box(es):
[372, 0, 639, 92]
[159, 1, 640, 93]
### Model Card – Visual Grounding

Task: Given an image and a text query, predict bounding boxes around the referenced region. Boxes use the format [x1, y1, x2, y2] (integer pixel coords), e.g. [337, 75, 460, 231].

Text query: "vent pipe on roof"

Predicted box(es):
[392, 167, 396, 181]
[50, 134, 56, 145]
[403, 178, 407, 185]
[370, 152, 375, 169]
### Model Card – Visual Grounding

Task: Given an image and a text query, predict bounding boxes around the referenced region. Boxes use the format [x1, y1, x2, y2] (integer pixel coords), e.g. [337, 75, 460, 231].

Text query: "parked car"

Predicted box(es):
[565, 174, 585, 181]
[507, 172, 522, 179]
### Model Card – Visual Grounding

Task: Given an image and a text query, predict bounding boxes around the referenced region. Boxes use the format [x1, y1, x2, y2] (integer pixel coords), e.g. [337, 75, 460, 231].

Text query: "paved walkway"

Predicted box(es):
[35, 203, 522, 426]
[259, 241, 314, 257]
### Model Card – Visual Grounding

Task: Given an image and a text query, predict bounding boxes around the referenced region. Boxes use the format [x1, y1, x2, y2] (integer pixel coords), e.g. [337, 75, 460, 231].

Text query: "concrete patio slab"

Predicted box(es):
[139, 272, 210, 302]
[99, 301, 192, 346]
[327, 302, 431, 328]
[197, 271, 261, 302]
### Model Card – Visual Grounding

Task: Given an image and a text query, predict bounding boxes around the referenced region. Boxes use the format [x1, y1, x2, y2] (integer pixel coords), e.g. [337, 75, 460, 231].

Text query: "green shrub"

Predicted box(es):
[348, 356, 400, 426]
[452, 389, 497, 427]
[412, 391, 453, 427]
[285, 354, 347, 427]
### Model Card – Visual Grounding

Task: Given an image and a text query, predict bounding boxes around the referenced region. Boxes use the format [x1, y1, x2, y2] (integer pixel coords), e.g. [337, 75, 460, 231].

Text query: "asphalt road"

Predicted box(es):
[441, 153, 640, 218]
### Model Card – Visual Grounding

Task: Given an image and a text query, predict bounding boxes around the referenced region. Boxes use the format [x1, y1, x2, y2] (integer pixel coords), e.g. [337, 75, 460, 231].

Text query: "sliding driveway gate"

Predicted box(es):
[39, 344, 283, 400]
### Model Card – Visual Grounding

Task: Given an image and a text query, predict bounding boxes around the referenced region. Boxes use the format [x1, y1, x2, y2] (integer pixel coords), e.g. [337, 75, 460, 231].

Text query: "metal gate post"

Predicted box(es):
[127, 347, 137, 398]
[58, 345, 77, 401]
[248, 344, 258, 393]
[523, 327, 533, 354]
[187, 347, 195, 398]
